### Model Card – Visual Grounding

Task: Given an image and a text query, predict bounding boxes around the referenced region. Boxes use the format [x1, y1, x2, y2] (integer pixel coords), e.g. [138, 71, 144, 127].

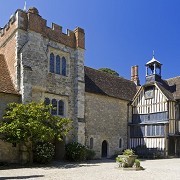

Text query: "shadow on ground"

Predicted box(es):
[0, 159, 115, 170]
[0, 175, 44, 180]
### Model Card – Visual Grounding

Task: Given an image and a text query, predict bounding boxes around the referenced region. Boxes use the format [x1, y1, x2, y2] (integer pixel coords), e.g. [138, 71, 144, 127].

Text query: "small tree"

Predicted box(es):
[0, 102, 72, 164]
[98, 68, 119, 76]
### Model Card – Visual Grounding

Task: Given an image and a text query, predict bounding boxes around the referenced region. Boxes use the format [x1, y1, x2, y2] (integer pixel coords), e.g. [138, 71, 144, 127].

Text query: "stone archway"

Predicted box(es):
[101, 140, 108, 158]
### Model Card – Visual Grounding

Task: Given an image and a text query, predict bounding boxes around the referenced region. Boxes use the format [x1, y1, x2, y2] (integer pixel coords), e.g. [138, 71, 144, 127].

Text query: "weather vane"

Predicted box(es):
[24, 1, 27, 11]
[153, 50, 155, 58]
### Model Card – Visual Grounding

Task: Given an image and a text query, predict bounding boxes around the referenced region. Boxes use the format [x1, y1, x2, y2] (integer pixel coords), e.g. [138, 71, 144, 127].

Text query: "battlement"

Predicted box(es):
[0, 10, 20, 47]
[0, 7, 85, 49]
[0, 15, 16, 36]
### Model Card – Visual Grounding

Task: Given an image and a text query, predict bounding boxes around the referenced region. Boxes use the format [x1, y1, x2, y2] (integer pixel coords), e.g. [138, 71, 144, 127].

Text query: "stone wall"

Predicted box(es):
[0, 93, 20, 163]
[0, 7, 86, 163]
[0, 93, 20, 119]
[17, 25, 85, 144]
[85, 92, 129, 158]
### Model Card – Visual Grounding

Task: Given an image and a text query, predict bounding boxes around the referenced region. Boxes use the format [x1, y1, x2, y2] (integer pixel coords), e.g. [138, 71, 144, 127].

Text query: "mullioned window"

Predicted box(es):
[49, 53, 67, 76]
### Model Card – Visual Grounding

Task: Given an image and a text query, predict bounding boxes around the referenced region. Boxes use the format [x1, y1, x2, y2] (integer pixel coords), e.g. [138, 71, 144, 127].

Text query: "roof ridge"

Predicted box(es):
[166, 76, 180, 81]
[84, 66, 134, 84]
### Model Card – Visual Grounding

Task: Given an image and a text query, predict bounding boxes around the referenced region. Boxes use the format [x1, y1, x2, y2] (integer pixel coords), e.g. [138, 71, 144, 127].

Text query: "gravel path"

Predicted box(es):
[0, 158, 180, 180]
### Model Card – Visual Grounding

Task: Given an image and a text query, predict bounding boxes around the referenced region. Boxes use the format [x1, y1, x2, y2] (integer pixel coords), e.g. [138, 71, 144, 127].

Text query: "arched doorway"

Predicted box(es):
[101, 140, 108, 158]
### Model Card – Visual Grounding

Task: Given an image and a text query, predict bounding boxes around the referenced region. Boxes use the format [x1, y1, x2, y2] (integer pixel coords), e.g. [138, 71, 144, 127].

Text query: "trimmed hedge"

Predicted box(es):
[65, 142, 95, 162]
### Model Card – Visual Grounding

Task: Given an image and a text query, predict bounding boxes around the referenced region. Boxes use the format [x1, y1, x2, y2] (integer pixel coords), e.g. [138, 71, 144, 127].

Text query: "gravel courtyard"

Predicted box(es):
[0, 158, 180, 180]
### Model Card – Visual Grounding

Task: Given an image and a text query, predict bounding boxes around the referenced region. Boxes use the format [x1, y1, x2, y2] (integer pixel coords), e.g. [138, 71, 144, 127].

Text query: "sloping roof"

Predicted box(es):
[166, 76, 180, 100]
[132, 81, 175, 105]
[146, 57, 161, 66]
[155, 82, 174, 101]
[0, 54, 19, 95]
[85, 66, 137, 101]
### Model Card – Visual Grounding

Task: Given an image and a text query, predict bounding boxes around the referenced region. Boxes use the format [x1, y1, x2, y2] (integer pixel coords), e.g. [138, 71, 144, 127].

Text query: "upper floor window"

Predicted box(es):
[62, 57, 66, 76]
[56, 55, 60, 74]
[50, 53, 55, 73]
[49, 53, 67, 76]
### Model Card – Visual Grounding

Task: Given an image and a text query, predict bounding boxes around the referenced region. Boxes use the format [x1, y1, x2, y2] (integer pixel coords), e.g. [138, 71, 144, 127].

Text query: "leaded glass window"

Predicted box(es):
[62, 57, 66, 76]
[58, 100, 64, 116]
[44, 98, 50, 106]
[50, 53, 55, 73]
[51, 99, 57, 115]
[56, 55, 60, 74]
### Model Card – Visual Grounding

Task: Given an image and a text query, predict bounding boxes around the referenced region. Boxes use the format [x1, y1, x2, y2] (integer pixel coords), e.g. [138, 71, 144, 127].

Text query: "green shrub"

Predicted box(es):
[65, 142, 96, 161]
[123, 149, 134, 156]
[134, 159, 141, 168]
[65, 142, 87, 162]
[34, 142, 55, 164]
[116, 156, 123, 163]
[86, 149, 96, 160]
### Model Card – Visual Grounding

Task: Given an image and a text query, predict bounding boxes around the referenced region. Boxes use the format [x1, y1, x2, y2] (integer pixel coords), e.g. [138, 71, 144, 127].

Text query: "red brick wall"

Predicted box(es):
[0, 19, 17, 88]
[26, 10, 85, 49]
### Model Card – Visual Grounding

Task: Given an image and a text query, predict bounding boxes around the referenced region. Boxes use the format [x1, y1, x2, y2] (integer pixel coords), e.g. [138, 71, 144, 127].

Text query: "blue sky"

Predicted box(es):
[1, 0, 180, 84]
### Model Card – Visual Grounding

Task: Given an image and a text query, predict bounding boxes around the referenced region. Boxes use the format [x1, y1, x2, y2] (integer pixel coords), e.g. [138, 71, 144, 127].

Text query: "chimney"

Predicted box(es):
[131, 66, 135, 81]
[131, 65, 140, 86]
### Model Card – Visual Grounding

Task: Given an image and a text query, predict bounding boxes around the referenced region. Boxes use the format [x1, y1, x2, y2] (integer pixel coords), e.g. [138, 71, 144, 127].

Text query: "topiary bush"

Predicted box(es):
[65, 142, 87, 162]
[34, 142, 55, 164]
[86, 149, 96, 160]
[65, 142, 96, 161]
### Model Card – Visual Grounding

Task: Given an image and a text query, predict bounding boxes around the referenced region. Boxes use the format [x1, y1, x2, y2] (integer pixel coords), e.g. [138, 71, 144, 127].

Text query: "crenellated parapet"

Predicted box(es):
[0, 12, 17, 47]
[0, 15, 16, 36]
[0, 7, 85, 49]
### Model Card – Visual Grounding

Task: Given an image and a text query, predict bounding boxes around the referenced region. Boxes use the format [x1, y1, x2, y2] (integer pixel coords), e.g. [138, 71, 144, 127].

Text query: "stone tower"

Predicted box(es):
[0, 7, 86, 146]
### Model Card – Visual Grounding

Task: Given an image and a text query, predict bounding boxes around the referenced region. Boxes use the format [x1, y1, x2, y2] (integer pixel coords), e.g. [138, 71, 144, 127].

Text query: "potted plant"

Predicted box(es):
[116, 149, 138, 167]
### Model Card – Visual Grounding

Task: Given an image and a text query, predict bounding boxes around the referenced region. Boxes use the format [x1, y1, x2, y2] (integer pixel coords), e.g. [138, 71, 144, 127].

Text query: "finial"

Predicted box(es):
[24, 1, 27, 11]
[153, 50, 155, 58]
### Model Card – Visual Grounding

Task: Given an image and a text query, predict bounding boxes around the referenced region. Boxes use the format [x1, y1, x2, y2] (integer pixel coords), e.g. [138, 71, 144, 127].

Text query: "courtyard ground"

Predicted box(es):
[0, 158, 180, 180]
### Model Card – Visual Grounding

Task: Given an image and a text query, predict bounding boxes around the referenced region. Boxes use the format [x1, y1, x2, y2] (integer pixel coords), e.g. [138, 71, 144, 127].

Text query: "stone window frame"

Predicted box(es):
[48, 51, 68, 77]
[44, 95, 68, 117]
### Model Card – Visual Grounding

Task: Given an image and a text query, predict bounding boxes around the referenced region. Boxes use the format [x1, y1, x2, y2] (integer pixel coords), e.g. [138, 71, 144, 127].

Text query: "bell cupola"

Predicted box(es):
[145, 52, 162, 83]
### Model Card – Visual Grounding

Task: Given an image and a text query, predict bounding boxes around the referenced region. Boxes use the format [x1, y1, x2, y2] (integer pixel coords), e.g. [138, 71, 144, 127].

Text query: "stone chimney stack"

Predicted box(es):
[131, 65, 140, 86]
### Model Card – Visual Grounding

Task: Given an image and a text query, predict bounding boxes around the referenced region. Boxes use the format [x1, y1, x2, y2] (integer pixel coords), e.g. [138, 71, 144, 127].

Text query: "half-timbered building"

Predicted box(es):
[129, 55, 180, 156]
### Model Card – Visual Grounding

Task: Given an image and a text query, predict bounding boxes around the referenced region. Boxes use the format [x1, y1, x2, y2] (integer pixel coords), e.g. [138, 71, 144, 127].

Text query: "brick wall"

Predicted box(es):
[0, 34, 17, 86]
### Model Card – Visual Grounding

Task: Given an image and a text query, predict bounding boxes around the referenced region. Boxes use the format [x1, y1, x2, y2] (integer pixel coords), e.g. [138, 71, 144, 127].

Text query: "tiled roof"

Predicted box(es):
[156, 82, 174, 101]
[0, 54, 19, 94]
[85, 66, 137, 101]
[166, 76, 180, 100]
